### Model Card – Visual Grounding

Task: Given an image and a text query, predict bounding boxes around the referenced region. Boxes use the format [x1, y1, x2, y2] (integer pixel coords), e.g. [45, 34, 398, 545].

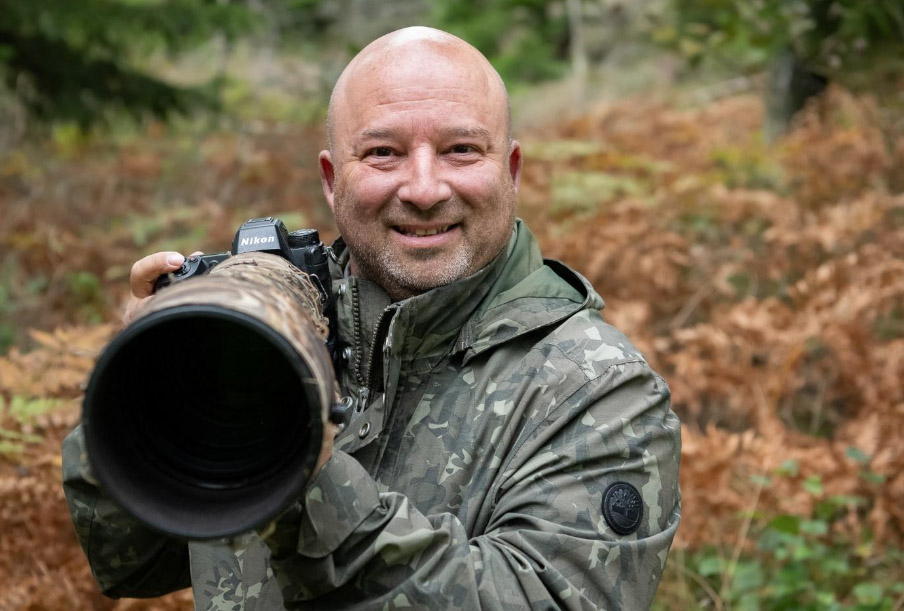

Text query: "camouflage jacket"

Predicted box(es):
[63, 219, 681, 610]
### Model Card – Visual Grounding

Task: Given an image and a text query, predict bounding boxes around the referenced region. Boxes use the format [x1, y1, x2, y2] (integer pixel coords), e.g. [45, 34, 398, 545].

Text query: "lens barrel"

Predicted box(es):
[82, 253, 333, 539]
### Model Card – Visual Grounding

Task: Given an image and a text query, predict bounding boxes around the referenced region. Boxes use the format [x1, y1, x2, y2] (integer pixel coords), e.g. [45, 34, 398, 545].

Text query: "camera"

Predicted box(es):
[83, 216, 342, 539]
[155, 216, 332, 314]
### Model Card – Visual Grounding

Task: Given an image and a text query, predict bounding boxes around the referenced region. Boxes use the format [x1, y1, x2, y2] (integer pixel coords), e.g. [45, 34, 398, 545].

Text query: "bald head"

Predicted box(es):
[318, 26, 522, 300]
[327, 27, 511, 153]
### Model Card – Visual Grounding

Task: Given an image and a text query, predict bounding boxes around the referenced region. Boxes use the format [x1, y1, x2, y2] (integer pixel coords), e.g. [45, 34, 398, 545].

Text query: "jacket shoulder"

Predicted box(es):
[462, 259, 602, 363]
[543, 307, 653, 380]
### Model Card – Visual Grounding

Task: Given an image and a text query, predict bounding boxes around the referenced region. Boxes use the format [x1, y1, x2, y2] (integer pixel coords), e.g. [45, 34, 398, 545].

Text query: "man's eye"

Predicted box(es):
[369, 147, 394, 157]
[450, 144, 476, 154]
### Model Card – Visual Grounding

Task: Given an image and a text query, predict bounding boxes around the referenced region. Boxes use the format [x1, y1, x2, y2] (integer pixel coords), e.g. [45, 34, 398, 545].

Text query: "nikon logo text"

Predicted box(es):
[240, 236, 276, 246]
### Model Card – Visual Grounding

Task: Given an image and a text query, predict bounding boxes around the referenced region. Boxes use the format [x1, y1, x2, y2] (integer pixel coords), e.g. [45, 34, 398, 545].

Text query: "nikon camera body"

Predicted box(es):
[156, 216, 332, 313]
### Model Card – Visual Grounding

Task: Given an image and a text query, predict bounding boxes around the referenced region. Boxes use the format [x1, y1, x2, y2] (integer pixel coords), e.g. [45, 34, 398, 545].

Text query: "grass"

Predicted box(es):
[654, 460, 904, 610]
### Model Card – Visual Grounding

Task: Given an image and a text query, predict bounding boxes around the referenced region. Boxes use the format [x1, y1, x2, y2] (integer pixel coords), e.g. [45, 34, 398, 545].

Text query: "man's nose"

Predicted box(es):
[397, 150, 452, 209]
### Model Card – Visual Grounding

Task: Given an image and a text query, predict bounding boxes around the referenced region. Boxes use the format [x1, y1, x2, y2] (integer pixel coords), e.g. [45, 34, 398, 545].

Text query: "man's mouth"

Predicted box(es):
[395, 224, 457, 237]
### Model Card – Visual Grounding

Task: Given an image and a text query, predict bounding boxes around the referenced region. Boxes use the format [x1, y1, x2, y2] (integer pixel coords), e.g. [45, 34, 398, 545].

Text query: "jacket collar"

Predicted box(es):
[456, 222, 602, 363]
[329, 219, 603, 364]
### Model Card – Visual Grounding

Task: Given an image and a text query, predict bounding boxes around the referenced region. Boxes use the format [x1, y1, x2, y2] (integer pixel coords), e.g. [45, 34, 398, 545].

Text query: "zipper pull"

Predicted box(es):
[357, 385, 369, 413]
[383, 320, 394, 354]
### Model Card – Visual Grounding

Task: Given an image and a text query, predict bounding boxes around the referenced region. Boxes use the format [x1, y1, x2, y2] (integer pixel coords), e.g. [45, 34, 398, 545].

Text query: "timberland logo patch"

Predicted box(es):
[602, 482, 643, 535]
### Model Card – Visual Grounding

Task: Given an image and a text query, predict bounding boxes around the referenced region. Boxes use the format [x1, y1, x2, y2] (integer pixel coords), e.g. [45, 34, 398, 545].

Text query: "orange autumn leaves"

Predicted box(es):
[1, 85, 903, 609]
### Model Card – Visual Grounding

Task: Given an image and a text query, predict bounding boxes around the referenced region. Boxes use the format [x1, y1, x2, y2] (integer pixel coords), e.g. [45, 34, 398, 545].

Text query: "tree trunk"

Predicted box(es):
[765, 48, 828, 140]
[567, 0, 588, 107]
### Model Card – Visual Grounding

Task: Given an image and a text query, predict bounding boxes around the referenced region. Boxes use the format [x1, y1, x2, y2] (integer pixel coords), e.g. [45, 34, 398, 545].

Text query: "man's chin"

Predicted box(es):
[378, 253, 474, 299]
[390, 269, 462, 294]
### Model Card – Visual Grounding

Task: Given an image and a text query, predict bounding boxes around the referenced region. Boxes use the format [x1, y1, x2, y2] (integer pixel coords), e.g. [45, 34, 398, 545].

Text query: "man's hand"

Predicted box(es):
[123, 250, 202, 325]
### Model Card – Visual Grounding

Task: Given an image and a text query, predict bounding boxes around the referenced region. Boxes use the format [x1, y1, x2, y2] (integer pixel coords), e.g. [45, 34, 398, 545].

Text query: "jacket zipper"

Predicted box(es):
[365, 307, 396, 399]
[350, 280, 365, 389]
[350, 280, 396, 412]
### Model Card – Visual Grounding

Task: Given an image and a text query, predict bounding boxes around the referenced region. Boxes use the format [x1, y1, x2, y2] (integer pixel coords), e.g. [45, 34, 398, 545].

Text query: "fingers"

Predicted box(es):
[130, 251, 185, 300]
[124, 251, 185, 326]
[123, 250, 206, 326]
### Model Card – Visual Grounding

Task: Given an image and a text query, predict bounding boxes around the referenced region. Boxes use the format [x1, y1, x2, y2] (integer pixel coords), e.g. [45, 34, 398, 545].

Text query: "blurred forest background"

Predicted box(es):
[1, 0, 903, 609]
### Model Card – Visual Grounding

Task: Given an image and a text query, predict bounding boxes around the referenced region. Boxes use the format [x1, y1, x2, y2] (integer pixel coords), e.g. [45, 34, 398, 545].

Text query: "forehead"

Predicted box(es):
[333, 46, 507, 144]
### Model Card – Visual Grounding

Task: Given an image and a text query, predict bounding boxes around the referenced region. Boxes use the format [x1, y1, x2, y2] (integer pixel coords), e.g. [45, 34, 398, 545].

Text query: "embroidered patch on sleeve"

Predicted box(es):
[602, 482, 643, 535]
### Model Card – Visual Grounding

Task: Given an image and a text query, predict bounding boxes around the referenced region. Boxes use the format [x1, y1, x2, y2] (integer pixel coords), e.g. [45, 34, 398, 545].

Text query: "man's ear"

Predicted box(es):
[508, 140, 523, 193]
[319, 150, 336, 210]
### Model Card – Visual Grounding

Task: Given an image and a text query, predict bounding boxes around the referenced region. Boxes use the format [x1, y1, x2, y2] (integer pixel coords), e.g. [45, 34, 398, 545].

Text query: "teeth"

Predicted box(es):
[404, 225, 450, 237]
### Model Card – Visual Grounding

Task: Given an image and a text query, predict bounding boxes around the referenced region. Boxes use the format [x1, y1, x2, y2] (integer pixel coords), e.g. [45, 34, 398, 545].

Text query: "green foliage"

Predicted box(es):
[0, 0, 257, 125]
[655, 457, 904, 610]
[4, 395, 62, 424]
[65, 271, 105, 323]
[551, 171, 648, 215]
[656, 0, 904, 74]
[261, 0, 335, 42]
[710, 142, 786, 191]
[0, 395, 62, 457]
[427, 0, 568, 84]
[874, 306, 904, 341]
[0, 253, 46, 354]
[0, 429, 43, 457]
[221, 76, 327, 123]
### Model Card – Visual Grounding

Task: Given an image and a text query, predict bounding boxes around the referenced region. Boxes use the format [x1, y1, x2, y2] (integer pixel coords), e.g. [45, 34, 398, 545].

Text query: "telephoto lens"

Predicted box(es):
[82, 252, 335, 539]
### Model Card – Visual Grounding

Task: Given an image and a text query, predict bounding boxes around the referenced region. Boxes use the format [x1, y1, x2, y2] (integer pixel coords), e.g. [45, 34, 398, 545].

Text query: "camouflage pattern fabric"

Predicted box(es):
[62, 219, 681, 610]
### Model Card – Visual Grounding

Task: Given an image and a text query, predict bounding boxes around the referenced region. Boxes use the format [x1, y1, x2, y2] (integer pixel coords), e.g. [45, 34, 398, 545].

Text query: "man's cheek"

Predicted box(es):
[458, 180, 502, 207]
[347, 177, 399, 211]
[456, 165, 508, 195]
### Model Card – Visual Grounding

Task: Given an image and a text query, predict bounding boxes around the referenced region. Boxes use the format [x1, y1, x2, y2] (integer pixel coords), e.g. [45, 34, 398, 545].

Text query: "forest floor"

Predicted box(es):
[2, 85, 904, 609]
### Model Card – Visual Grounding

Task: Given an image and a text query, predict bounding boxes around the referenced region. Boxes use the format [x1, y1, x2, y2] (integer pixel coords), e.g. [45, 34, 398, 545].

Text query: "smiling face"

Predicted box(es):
[320, 28, 522, 301]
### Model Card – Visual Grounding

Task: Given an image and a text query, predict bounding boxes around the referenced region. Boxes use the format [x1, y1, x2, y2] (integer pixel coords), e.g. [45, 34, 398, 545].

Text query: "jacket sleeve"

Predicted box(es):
[261, 360, 681, 610]
[61, 424, 191, 598]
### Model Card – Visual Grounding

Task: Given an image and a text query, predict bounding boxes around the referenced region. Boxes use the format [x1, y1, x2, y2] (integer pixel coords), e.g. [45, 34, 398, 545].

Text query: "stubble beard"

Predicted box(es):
[375, 242, 474, 299]
[337, 214, 476, 301]
[334, 184, 517, 301]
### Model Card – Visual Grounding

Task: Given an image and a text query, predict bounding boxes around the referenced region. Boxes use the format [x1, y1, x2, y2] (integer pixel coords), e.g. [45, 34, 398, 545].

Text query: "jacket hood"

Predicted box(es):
[457, 220, 604, 363]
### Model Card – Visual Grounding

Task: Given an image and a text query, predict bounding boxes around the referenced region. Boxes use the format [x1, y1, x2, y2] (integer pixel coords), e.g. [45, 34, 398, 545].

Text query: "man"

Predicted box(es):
[63, 27, 681, 610]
